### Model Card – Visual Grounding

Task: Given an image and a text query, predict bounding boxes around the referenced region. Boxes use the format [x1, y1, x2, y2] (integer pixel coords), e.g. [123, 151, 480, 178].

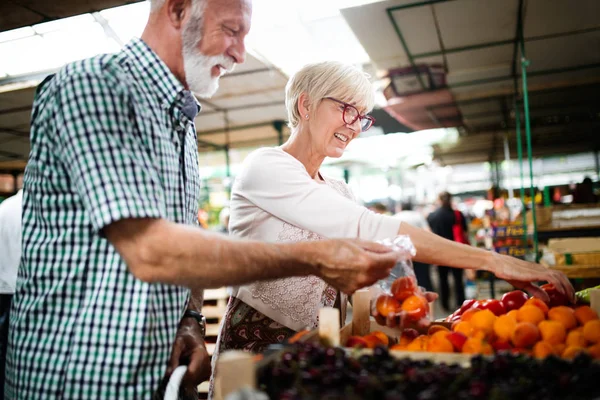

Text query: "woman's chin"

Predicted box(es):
[326, 146, 346, 158]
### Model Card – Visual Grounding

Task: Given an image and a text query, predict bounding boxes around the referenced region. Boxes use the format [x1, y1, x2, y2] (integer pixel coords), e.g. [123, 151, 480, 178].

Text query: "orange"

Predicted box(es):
[460, 308, 479, 322]
[428, 325, 450, 336]
[453, 321, 475, 337]
[516, 305, 545, 325]
[494, 314, 517, 342]
[406, 335, 429, 352]
[363, 334, 385, 349]
[511, 322, 540, 348]
[566, 330, 587, 348]
[431, 330, 451, 341]
[427, 335, 454, 353]
[548, 306, 578, 330]
[538, 320, 567, 345]
[471, 309, 497, 336]
[507, 310, 519, 321]
[562, 346, 588, 359]
[554, 343, 567, 356]
[400, 295, 429, 321]
[376, 295, 401, 317]
[533, 341, 556, 359]
[524, 298, 549, 315]
[462, 337, 493, 355]
[369, 331, 390, 346]
[574, 306, 599, 325]
[582, 320, 600, 344]
[588, 343, 600, 359]
[390, 343, 407, 351]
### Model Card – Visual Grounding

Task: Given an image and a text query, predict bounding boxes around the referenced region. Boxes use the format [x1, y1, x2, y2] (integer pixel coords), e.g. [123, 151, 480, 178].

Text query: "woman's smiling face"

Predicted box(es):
[308, 97, 364, 158]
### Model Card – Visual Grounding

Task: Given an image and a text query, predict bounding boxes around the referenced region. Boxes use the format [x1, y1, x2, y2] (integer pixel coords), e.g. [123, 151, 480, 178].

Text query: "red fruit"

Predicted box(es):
[501, 290, 529, 311]
[479, 299, 507, 316]
[492, 339, 512, 352]
[346, 336, 369, 348]
[402, 328, 420, 341]
[391, 276, 417, 301]
[447, 332, 468, 351]
[541, 283, 571, 307]
[376, 295, 401, 317]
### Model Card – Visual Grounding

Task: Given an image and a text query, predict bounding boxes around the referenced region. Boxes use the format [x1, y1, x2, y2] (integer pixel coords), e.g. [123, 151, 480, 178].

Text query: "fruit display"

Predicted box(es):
[437, 292, 600, 359]
[257, 342, 600, 400]
[350, 288, 600, 360]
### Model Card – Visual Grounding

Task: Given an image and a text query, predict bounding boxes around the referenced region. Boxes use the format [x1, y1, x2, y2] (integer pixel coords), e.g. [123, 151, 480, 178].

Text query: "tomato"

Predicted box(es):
[501, 290, 529, 311]
[541, 283, 571, 307]
[478, 299, 507, 316]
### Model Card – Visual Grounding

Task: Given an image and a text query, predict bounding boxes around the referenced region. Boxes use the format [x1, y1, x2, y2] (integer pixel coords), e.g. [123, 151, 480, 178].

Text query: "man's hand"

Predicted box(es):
[484, 252, 574, 303]
[311, 239, 399, 294]
[165, 318, 211, 393]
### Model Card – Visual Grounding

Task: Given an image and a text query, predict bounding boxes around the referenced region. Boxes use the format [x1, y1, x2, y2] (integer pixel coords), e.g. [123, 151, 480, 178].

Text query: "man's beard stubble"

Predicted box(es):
[182, 11, 235, 98]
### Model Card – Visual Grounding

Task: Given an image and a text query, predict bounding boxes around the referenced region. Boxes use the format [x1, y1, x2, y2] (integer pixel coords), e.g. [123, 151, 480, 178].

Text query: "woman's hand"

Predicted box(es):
[484, 252, 574, 303]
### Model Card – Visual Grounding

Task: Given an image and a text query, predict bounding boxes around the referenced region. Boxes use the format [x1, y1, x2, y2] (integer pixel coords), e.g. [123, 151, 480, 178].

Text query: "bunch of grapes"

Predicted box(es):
[257, 343, 600, 400]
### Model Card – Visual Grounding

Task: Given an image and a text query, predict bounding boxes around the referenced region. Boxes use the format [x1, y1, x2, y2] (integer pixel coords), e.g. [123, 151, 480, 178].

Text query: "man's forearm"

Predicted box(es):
[109, 219, 317, 289]
[398, 223, 492, 271]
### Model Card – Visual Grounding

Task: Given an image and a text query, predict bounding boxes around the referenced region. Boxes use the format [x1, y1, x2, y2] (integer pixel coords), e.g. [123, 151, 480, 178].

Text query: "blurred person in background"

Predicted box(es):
[573, 177, 598, 204]
[395, 201, 433, 292]
[427, 191, 468, 312]
[218, 206, 230, 234]
[0, 189, 22, 395]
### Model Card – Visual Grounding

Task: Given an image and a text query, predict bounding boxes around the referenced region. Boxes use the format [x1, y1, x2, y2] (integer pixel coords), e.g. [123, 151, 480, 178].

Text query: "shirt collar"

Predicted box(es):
[122, 37, 201, 117]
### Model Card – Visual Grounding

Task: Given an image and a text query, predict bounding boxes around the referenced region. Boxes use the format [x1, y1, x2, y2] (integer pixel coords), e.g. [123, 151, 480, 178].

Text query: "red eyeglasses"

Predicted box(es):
[325, 97, 375, 132]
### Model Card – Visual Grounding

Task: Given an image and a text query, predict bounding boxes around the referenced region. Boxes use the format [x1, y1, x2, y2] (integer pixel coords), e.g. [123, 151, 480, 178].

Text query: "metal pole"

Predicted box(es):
[515, 102, 528, 248]
[595, 149, 600, 181]
[520, 39, 539, 260]
[503, 133, 513, 198]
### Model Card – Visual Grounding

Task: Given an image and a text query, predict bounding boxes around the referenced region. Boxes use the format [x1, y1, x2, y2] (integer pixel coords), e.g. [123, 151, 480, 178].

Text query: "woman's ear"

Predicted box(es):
[297, 92, 311, 120]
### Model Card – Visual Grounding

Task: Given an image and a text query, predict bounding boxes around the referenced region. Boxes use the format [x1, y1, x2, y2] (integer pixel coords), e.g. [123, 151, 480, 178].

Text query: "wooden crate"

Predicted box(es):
[198, 288, 229, 398]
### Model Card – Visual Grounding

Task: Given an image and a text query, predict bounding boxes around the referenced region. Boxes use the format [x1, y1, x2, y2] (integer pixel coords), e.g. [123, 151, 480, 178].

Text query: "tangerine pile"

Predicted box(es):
[392, 299, 600, 359]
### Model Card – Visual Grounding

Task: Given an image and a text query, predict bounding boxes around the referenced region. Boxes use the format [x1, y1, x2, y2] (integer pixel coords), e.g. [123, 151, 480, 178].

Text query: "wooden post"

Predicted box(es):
[319, 307, 340, 346]
[352, 290, 371, 336]
[590, 289, 600, 317]
[213, 350, 255, 400]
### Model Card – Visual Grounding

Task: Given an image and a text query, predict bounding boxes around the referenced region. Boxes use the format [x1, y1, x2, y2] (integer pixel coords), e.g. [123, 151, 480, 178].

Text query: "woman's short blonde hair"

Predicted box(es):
[285, 61, 375, 129]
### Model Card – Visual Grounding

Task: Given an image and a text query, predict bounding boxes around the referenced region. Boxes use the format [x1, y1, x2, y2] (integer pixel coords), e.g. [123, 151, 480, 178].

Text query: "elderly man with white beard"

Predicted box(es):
[4, 0, 403, 398]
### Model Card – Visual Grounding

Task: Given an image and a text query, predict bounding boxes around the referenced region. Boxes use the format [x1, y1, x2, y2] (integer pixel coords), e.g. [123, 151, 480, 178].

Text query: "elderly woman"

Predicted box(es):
[209, 62, 572, 390]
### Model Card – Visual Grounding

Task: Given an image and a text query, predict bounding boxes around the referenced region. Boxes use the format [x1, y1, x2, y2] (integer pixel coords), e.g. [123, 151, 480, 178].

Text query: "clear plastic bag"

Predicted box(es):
[373, 236, 431, 324]
[376, 236, 417, 293]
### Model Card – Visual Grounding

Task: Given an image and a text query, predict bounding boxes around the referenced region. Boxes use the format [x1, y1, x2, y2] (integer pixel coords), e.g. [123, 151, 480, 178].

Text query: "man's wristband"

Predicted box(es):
[182, 310, 206, 338]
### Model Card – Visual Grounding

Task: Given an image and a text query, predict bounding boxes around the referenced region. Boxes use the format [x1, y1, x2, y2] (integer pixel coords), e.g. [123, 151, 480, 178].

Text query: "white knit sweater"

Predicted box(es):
[228, 147, 402, 331]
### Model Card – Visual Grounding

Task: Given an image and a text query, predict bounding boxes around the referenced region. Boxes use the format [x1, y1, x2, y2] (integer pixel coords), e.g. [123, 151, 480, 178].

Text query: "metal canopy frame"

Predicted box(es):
[383, 0, 579, 259]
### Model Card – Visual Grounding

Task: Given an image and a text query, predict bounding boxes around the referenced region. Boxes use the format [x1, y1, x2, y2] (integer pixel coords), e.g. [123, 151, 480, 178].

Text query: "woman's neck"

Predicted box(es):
[281, 129, 326, 181]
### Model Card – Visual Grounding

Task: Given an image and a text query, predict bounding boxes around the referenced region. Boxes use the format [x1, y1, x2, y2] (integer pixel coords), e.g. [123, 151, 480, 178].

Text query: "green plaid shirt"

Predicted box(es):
[6, 38, 201, 399]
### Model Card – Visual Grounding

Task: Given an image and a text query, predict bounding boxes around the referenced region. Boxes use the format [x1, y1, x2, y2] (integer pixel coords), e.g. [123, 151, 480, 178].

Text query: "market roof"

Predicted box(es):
[1, 0, 599, 171]
[341, 0, 600, 164]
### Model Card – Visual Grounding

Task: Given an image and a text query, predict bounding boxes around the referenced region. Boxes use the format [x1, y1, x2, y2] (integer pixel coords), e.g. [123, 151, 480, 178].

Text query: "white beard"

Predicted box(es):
[182, 17, 235, 98]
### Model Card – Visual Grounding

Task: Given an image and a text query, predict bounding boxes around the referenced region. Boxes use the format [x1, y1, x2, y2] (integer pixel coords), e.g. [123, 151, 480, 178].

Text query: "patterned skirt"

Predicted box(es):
[207, 297, 296, 399]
